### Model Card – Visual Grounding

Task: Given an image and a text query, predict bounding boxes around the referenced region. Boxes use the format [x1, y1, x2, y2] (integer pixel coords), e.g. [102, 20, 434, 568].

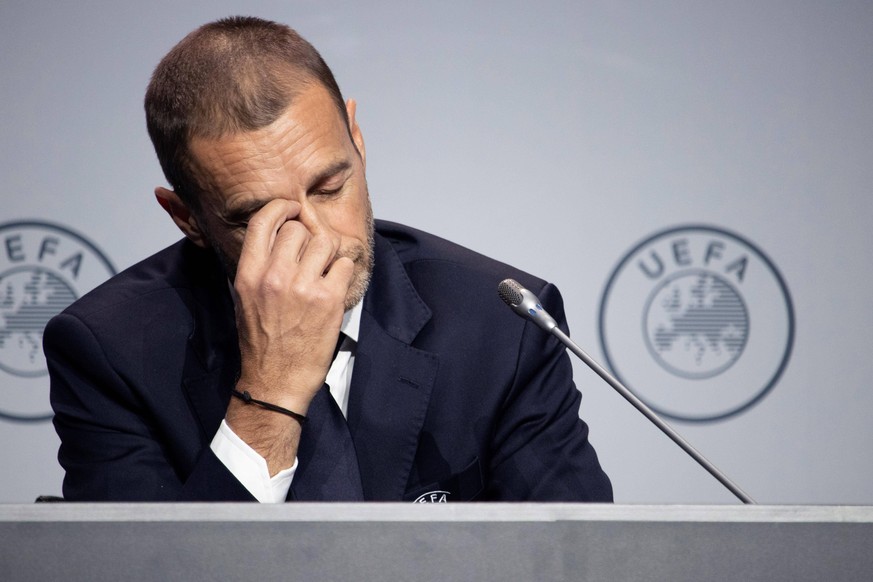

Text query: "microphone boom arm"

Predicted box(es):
[498, 278, 756, 504]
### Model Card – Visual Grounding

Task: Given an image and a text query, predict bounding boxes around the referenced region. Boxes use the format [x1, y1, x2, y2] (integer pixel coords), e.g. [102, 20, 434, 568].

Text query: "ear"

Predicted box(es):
[154, 187, 208, 248]
[345, 98, 366, 169]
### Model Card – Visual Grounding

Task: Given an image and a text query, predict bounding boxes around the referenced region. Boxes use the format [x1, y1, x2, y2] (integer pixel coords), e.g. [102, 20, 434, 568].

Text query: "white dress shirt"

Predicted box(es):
[210, 300, 363, 502]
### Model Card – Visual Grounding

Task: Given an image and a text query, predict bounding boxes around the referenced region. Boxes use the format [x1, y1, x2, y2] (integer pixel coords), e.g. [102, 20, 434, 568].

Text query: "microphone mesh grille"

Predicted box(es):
[497, 279, 524, 307]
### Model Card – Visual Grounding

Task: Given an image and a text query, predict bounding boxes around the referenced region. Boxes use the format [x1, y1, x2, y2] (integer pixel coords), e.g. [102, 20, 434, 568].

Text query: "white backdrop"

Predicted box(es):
[2, 0, 871, 504]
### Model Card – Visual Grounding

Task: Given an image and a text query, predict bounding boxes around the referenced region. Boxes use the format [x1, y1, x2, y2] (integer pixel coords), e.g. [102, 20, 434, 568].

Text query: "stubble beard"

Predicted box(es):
[342, 198, 375, 311]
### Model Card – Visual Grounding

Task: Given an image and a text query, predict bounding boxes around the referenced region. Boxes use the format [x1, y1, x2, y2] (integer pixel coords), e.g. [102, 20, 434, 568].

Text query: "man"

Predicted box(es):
[45, 16, 612, 502]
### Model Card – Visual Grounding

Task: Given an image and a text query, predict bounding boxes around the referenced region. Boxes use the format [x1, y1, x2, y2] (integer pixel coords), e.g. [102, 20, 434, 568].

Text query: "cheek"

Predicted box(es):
[209, 228, 244, 262]
[323, 203, 370, 241]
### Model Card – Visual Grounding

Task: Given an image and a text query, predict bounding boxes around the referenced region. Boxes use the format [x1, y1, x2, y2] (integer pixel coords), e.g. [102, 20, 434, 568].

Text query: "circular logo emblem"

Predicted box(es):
[0, 221, 115, 421]
[413, 490, 450, 503]
[599, 225, 794, 422]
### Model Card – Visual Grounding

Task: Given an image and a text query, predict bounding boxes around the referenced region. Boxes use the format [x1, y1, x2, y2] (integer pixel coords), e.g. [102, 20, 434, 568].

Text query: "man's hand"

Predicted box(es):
[225, 199, 355, 474]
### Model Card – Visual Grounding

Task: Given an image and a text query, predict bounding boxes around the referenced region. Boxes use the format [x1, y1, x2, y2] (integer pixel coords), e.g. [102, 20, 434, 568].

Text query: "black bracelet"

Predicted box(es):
[230, 389, 308, 424]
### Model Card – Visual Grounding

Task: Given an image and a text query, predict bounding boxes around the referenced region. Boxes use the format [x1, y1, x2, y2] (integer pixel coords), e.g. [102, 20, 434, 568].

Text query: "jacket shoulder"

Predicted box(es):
[56, 239, 223, 321]
[374, 220, 547, 293]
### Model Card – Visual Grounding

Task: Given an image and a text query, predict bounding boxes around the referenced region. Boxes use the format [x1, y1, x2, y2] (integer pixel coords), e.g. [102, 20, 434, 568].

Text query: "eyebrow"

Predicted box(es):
[306, 160, 352, 191]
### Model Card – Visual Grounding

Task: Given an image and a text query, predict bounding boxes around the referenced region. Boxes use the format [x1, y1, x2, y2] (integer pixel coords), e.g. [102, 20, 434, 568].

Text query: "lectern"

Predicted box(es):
[3, 503, 871, 581]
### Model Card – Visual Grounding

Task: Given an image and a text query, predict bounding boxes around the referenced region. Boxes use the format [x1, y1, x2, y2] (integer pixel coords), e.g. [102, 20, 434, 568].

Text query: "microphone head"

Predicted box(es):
[497, 278, 558, 333]
[497, 278, 524, 307]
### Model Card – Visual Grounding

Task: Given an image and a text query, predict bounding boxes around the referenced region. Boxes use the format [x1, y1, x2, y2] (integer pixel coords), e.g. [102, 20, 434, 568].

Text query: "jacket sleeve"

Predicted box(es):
[45, 311, 254, 501]
[485, 282, 613, 501]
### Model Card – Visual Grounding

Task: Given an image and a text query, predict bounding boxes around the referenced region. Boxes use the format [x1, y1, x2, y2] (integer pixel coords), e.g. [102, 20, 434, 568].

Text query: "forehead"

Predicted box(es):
[188, 83, 352, 203]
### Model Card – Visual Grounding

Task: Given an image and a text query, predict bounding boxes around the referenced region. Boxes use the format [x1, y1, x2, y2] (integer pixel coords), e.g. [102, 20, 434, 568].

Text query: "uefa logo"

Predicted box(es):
[599, 225, 794, 422]
[0, 221, 115, 421]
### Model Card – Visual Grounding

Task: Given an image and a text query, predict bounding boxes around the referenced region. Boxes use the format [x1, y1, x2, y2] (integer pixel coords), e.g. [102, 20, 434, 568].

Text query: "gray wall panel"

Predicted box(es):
[2, 1, 872, 503]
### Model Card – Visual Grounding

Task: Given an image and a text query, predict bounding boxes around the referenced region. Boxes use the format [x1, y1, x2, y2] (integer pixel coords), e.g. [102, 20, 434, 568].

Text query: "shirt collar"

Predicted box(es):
[341, 298, 363, 344]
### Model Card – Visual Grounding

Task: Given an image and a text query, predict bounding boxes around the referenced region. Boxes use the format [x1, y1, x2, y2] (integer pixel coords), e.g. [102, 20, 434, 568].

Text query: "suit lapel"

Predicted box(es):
[179, 244, 239, 443]
[346, 233, 438, 500]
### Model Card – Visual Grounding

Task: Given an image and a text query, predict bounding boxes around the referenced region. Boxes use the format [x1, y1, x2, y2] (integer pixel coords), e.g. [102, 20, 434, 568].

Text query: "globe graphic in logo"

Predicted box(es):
[643, 270, 749, 380]
[0, 267, 77, 377]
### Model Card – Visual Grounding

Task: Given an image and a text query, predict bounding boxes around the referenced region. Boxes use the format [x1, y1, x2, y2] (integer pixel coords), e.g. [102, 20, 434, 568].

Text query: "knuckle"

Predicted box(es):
[261, 272, 286, 295]
[290, 279, 313, 299]
[293, 280, 330, 304]
[233, 266, 256, 290]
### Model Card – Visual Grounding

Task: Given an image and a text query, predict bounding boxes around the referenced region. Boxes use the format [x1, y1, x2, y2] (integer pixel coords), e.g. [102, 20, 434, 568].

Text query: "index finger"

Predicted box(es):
[237, 199, 302, 274]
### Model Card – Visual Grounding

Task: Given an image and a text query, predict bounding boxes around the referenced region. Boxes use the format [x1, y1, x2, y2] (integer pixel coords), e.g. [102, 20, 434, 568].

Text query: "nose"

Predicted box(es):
[295, 197, 342, 251]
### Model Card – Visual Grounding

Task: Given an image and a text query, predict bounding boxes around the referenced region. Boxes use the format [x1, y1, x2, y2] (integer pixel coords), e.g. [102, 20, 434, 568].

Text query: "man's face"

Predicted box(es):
[188, 83, 374, 310]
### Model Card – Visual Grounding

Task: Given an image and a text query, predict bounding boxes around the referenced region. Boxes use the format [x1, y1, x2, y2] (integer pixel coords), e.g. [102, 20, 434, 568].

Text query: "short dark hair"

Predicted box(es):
[144, 16, 347, 210]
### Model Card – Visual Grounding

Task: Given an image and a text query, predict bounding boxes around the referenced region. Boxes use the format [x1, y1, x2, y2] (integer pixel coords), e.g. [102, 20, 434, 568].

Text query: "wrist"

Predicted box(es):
[233, 375, 317, 416]
[225, 398, 302, 470]
[231, 389, 308, 425]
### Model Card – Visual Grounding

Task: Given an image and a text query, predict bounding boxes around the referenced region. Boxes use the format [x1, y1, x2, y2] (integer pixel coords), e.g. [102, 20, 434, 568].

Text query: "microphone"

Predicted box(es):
[498, 278, 756, 504]
[497, 278, 558, 333]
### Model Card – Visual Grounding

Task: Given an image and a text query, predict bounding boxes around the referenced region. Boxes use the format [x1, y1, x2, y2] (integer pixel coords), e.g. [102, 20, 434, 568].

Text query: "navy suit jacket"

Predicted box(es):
[45, 220, 612, 502]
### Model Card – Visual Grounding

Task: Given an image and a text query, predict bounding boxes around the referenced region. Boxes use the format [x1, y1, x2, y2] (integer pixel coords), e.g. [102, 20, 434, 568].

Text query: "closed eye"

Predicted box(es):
[312, 186, 343, 197]
[308, 160, 352, 198]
